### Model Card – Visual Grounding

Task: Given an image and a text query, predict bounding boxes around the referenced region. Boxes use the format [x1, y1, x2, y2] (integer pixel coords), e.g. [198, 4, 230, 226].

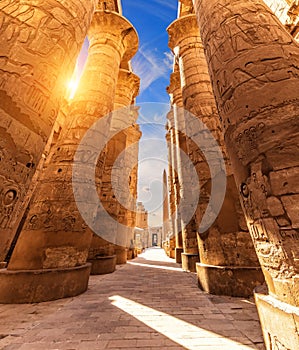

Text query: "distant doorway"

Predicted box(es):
[152, 234, 158, 246]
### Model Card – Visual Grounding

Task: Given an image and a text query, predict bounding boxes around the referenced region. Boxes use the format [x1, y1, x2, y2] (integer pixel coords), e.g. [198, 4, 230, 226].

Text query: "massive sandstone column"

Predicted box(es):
[0, 0, 96, 263]
[193, 0, 299, 348]
[122, 110, 142, 259]
[165, 118, 177, 259]
[168, 1, 263, 295]
[0, 7, 138, 303]
[123, 122, 142, 259]
[168, 110, 184, 263]
[167, 69, 199, 271]
[89, 67, 140, 267]
[162, 169, 171, 243]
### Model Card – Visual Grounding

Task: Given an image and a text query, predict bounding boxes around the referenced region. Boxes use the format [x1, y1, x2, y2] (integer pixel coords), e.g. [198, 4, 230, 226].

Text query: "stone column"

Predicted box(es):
[167, 70, 199, 271]
[168, 3, 263, 295]
[163, 169, 171, 243]
[0, 0, 97, 263]
[165, 123, 178, 259]
[0, 8, 138, 303]
[193, 0, 299, 348]
[90, 68, 140, 266]
[126, 123, 142, 259]
[167, 103, 184, 263]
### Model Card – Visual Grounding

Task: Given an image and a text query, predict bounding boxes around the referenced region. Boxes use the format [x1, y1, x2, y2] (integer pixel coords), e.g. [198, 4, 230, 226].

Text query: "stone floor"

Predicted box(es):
[0, 247, 265, 350]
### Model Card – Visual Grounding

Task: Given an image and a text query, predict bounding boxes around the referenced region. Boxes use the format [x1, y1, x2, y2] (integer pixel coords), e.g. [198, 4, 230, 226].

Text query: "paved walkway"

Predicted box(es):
[0, 248, 265, 350]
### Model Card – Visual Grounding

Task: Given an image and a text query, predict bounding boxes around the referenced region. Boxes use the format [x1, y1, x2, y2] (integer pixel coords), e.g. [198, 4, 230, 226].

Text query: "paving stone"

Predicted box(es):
[0, 248, 265, 349]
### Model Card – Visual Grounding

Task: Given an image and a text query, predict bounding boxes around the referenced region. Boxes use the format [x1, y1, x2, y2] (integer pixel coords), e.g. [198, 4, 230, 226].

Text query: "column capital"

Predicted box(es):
[89, 11, 138, 62]
[167, 71, 183, 107]
[118, 69, 140, 102]
[167, 14, 199, 52]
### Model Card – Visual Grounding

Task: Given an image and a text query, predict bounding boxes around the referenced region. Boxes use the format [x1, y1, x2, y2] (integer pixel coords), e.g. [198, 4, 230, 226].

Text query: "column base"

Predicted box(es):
[181, 253, 200, 272]
[196, 263, 264, 297]
[127, 248, 135, 260]
[169, 249, 176, 259]
[255, 290, 299, 350]
[88, 255, 116, 275]
[175, 248, 183, 264]
[0, 263, 91, 304]
[115, 248, 127, 265]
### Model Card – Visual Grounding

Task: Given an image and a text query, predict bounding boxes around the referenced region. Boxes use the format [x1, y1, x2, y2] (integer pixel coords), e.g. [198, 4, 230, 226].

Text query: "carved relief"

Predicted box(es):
[0, 0, 96, 261]
[0, 178, 20, 229]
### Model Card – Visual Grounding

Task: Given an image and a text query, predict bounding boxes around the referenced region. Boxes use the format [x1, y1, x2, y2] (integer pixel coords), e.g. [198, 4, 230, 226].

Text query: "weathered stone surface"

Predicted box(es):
[0, 0, 97, 262]
[194, 0, 299, 346]
[194, 0, 299, 306]
[255, 290, 299, 350]
[0, 263, 91, 303]
[0, 6, 138, 303]
[197, 264, 265, 297]
[270, 167, 299, 195]
[167, 68, 199, 263]
[168, 3, 262, 295]
[88, 255, 116, 275]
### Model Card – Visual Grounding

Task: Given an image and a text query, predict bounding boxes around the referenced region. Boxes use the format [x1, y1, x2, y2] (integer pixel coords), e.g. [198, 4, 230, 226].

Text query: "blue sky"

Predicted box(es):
[73, 1, 178, 227]
[122, 0, 177, 103]
[122, 0, 178, 226]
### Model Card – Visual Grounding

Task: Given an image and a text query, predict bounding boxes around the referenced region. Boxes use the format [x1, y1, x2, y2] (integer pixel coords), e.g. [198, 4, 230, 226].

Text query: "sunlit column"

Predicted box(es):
[167, 69, 198, 268]
[91, 68, 140, 266]
[0, 0, 97, 263]
[166, 110, 181, 261]
[0, 8, 138, 303]
[124, 122, 142, 259]
[167, 1, 263, 294]
[193, 0, 299, 348]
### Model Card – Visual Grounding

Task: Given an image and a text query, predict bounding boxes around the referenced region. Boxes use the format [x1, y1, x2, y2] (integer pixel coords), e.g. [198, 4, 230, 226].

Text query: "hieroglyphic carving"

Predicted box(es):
[194, 0, 299, 305]
[8, 10, 138, 271]
[0, 0, 97, 261]
[167, 10, 260, 274]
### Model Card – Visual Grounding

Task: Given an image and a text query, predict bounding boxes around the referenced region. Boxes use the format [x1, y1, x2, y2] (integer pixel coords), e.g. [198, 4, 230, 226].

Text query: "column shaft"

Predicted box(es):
[90, 68, 140, 265]
[168, 7, 262, 293]
[0, 9, 138, 303]
[167, 70, 199, 270]
[0, 0, 96, 262]
[193, 0, 299, 347]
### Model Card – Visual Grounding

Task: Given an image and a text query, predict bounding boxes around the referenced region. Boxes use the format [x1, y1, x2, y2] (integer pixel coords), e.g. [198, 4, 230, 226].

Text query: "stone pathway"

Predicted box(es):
[0, 248, 265, 350]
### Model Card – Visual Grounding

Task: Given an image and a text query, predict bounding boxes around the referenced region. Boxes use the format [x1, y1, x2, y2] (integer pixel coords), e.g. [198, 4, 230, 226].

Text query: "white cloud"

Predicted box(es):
[153, 0, 177, 11]
[163, 51, 174, 70]
[132, 48, 170, 93]
[126, 0, 177, 21]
